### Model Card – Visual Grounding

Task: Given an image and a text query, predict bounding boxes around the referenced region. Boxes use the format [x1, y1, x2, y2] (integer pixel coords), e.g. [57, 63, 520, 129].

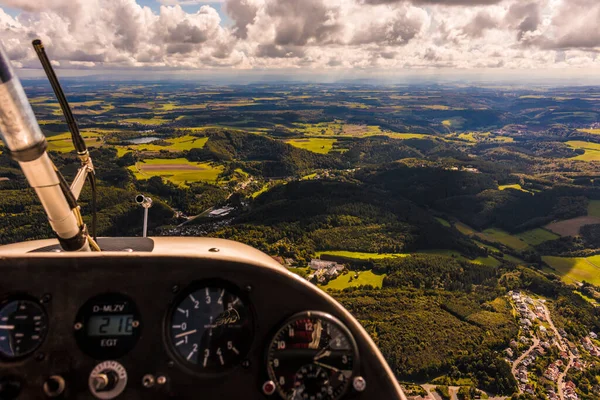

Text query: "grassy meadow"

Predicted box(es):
[129, 158, 223, 185]
[285, 138, 337, 154]
[320, 270, 386, 290]
[543, 255, 600, 286]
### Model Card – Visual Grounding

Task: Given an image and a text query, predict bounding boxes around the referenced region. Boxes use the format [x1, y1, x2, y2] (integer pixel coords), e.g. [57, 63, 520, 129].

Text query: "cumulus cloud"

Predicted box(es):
[0, 0, 597, 71]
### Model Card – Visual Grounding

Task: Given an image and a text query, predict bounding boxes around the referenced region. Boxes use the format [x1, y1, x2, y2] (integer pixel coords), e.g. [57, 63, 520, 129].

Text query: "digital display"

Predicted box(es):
[88, 315, 134, 337]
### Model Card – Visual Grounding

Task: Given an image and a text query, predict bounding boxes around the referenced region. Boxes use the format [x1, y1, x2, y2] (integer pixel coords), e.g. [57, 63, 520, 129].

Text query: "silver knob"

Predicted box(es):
[89, 361, 127, 400]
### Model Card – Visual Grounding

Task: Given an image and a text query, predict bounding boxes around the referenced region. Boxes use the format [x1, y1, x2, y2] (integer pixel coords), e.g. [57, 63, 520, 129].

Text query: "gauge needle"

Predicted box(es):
[175, 329, 197, 338]
[313, 350, 331, 361]
[314, 361, 340, 373]
[0, 325, 15, 330]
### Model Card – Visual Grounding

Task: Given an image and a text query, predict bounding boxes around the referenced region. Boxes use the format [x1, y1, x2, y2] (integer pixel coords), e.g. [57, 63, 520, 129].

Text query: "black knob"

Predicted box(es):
[94, 371, 119, 392]
[0, 378, 21, 400]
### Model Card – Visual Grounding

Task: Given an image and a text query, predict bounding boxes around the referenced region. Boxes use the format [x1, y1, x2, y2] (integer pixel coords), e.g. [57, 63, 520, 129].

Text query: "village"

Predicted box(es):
[506, 291, 600, 400]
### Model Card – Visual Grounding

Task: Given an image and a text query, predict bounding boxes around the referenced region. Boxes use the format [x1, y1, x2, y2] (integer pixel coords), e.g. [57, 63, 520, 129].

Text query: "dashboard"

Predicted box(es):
[0, 237, 406, 400]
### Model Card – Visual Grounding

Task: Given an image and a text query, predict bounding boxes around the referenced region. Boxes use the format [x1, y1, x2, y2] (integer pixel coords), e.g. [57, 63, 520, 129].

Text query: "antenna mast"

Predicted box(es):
[0, 44, 93, 251]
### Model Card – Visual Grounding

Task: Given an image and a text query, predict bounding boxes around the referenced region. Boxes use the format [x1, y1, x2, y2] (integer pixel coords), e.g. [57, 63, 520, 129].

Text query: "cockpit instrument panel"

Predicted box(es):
[0, 297, 48, 360]
[266, 311, 359, 400]
[74, 293, 141, 360]
[0, 239, 407, 399]
[167, 281, 253, 374]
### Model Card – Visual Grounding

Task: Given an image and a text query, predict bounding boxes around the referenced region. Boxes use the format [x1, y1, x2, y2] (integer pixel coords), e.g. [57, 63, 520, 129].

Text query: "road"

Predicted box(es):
[540, 300, 573, 400]
[557, 354, 574, 400]
[507, 297, 577, 399]
[511, 336, 540, 385]
[541, 301, 565, 352]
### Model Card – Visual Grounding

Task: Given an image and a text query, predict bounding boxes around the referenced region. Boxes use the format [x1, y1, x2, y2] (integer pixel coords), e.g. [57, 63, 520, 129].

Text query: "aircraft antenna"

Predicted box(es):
[0, 44, 95, 251]
[32, 39, 99, 241]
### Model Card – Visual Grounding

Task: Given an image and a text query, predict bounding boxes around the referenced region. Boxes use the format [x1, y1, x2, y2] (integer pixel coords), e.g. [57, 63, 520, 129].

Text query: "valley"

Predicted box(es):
[1, 81, 600, 399]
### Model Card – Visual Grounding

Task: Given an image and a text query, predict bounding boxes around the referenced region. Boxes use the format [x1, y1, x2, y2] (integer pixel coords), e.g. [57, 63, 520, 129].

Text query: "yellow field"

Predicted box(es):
[46, 132, 102, 152]
[499, 184, 530, 193]
[285, 138, 336, 154]
[292, 122, 385, 137]
[124, 117, 170, 125]
[316, 249, 501, 267]
[320, 270, 386, 290]
[578, 129, 600, 135]
[129, 158, 223, 185]
[543, 255, 600, 286]
[567, 141, 600, 162]
[116, 135, 208, 156]
[422, 105, 450, 110]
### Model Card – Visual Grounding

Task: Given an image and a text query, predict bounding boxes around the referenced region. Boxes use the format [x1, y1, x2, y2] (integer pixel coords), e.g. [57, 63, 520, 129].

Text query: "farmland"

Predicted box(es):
[498, 184, 529, 193]
[320, 270, 386, 290]
[567, 141, 600, 161]
[285, 138, 337, 154]
[116, 135, 208, 156]
[47, 131, 103, 152]
[316, 249, 501, 267]
[514, 228, 559, 246]
[588, 200, 600, 217]
[543, 255, 600, 286]
[123, 117, 171, 125]
[3, 81, 600, 398]
[545, 216, 600, 236]
[129, 158, 223, 185]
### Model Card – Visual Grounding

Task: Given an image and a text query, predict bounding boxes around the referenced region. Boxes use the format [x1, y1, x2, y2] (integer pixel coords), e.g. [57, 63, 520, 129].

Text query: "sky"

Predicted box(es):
[0, 0, 599, 82]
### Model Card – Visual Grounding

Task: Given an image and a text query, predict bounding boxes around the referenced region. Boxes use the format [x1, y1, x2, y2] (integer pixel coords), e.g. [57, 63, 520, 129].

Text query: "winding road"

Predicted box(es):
[511, 336, 540, 384]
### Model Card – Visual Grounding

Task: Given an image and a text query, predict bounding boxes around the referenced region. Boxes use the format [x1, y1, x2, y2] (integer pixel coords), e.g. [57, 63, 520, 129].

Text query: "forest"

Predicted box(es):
[1, 81, 600, 397]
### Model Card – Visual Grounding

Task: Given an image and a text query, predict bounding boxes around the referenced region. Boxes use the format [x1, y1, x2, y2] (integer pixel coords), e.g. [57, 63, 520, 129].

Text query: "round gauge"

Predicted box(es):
[0, 298, 48, 359]
[74, 293, 141, 360]
[167, 282, 253, 374]
[266, 311, 359, 400]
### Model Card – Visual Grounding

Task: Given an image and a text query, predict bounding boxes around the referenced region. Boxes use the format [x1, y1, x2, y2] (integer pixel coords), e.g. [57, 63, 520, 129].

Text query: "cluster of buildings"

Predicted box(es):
[511, 291, 546, 328]
[308, 259, 345, 283]
[208, 206, 235, 218]
[543, 360, 564, 381]
[564, 381, 579, 400]
[446, 165, 480, 174]
[581, 335, 600, 357]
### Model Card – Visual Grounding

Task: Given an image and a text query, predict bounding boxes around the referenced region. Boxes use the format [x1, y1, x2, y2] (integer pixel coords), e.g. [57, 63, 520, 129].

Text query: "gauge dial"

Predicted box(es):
[168, 283, 253, 374]
[0, 298, 48, 359]
[266, 311, 359, 400]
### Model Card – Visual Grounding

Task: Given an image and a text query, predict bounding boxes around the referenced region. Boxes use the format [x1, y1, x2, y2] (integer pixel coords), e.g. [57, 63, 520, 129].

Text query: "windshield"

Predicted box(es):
[1, 0, 599, 399]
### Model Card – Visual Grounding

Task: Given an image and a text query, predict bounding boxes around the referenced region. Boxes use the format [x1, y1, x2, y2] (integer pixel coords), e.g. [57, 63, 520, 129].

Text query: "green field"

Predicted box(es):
[124, 117, 170, 125]
[588, 200, 600, 217]
[129, 158, 223, 185]
[514, 228, 559, 246]
[116, 135, 208, 156]
[316, 249, 501, 267]
[47, 132, 102, 152]
[543, 255, 600, 286]
[292, 122, 386, 137]
[455, 222, 477, 236]
[435, 217, 451, 227]
[320, 270, 386, 290]
[455, 222, 533, 250]
[481, 228, 530, 250]
[419, 249, 501, 267]
[285, 138, 336, 154]
[383, 133, 430, 140]
[251, 183, 271, 198]
[315, 251, 409, 260]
